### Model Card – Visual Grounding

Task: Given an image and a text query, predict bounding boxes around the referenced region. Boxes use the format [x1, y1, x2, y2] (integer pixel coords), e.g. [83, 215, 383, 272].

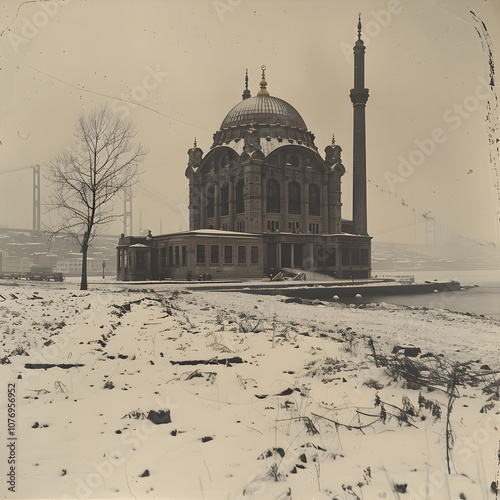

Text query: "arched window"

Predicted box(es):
[288, 154, 299, 167]
[206, 185, 215, 218]
[266, 179, 280, 213]
[220, 183, 229, 216]
[308, 184, 320, 216]
[235, 180, 244, 214]
[288, 182, 301, 215]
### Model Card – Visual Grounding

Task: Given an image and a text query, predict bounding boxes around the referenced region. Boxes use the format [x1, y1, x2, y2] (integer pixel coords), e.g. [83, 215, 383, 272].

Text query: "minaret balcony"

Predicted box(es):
[349, 88, 369, 105]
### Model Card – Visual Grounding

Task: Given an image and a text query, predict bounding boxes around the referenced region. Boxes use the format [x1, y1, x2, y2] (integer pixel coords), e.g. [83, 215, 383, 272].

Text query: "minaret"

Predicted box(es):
[350, 14, 369, 235]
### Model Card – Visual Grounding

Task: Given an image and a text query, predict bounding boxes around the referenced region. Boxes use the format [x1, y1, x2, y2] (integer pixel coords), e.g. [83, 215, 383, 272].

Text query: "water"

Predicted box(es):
[342, 269, 500, 320]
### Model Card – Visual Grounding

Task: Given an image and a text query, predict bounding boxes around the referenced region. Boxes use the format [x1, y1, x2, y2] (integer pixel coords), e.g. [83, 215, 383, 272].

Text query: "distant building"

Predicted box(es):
[118, 18, 371, 281]
[0, 254, 33, 273]
[56, 256, 102, 276]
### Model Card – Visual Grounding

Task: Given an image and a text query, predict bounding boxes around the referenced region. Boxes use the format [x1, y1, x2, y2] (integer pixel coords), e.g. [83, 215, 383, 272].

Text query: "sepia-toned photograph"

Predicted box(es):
[0, 0, 499, 498]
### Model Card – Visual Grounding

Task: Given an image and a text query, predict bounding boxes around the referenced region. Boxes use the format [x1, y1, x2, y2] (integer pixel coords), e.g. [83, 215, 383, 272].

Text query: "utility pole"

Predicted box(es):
[32, 165, 41, 231]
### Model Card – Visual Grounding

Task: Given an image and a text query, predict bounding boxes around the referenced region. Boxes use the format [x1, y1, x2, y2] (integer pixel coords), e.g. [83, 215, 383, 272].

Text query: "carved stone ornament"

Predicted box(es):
[243, 128, 262, 154]
[325, 144, 342, 168]
[187, 147, 203, 168]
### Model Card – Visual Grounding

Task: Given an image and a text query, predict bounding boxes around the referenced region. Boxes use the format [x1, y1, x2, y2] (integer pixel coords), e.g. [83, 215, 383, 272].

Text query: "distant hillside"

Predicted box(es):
[372, 240, 499, 271]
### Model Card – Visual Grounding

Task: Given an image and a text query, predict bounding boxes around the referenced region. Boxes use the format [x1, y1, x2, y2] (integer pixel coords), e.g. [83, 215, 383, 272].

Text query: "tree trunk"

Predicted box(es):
[80, 241, 88, 290]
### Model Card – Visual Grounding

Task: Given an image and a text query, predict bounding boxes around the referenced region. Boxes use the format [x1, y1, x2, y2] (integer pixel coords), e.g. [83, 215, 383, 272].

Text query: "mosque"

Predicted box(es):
[117, 17, 371, 281]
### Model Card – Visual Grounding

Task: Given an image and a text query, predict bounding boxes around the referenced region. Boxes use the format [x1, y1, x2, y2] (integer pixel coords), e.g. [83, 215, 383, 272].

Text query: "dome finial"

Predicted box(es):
[193, 137, 197, 148]
[358, 12, 362, 39]
[331, 134, 335, 146]
[242, 68, 251, 100]
[257, 65, 269, 96]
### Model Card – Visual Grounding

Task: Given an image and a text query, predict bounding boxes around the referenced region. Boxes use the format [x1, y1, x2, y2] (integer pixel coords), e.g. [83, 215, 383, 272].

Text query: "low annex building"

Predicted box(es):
[117, 18, 372, 281]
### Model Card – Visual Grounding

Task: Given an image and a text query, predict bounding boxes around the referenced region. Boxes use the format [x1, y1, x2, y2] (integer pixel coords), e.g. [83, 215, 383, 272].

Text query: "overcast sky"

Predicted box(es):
[0, 0, 499, 248]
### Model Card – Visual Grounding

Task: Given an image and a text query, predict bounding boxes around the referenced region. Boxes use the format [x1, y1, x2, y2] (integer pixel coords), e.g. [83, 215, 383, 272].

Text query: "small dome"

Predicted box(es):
[220, 95, 308, 130]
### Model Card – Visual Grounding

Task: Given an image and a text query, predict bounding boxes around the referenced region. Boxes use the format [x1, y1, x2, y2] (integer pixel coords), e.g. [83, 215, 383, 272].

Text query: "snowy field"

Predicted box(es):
[1, 279, 499, 500]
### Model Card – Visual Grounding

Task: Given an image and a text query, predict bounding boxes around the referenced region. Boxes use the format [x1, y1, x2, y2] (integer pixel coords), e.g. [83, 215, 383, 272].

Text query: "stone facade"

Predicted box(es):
[117, 22, 372, 281]
[117, 230, 264, 281]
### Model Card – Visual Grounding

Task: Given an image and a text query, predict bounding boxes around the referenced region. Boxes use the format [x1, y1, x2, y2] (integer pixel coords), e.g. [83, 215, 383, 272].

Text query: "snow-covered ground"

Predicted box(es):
[1, 279, 499, 500]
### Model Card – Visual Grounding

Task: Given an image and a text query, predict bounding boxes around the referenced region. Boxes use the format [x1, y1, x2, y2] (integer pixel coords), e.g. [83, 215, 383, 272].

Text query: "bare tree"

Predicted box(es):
[46, 105, 146, 290]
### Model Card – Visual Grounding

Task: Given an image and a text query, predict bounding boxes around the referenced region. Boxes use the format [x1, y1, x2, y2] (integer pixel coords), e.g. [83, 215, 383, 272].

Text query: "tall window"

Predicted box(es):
[210, 245, 219, 264]
[309, 184, 320, 216]
[352, 248, 360, 266]
[325, 247, 336, 267]
[161, 247, 167, 268]
[341, 247, 351, 266]
[361, 248, 369, 266]
[235, 180, 244, 213]
[224, 245, 233, 264]
[237, 246, 246, 264]
[288, 182, 301, 215]
[174, 246, 180, 266]
[196, 245, 206, 264]
[221, 183, 229, 216]
[181, 245, 187, 266]
[206, 185, 215, 218]
[136, 252, 145, 270]
[251, 246, 259, 264]
[266, 179, 280, 213]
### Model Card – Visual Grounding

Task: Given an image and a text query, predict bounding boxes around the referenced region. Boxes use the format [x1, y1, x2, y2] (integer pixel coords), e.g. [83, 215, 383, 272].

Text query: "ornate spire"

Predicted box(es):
[193, 137, 197, 148]
[242, 69, 251, 100]
[257, 65, 269, 96]
[355, 13, 365, 49]
[331, 134, 335, 146]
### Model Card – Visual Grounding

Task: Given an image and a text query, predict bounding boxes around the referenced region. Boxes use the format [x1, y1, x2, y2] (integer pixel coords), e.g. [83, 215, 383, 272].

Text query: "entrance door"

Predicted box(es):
[150, 248, 158, 279]
[281, 243, 292, 268]
[293, 244, 304, 268]
[266, 243, 277, 269]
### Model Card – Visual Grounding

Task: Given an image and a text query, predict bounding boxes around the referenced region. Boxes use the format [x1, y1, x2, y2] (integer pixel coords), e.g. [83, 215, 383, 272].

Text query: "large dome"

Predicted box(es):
[220, 95, 308, 130]
[211, 69, 316, 150]
[211, 92, 316, 149]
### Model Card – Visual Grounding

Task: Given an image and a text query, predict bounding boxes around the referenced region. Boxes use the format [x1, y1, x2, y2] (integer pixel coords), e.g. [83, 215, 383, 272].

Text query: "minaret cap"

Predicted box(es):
[242, 69, 251, 100]
[355, 13, 365, 46]
[257, 65, 269, 96]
